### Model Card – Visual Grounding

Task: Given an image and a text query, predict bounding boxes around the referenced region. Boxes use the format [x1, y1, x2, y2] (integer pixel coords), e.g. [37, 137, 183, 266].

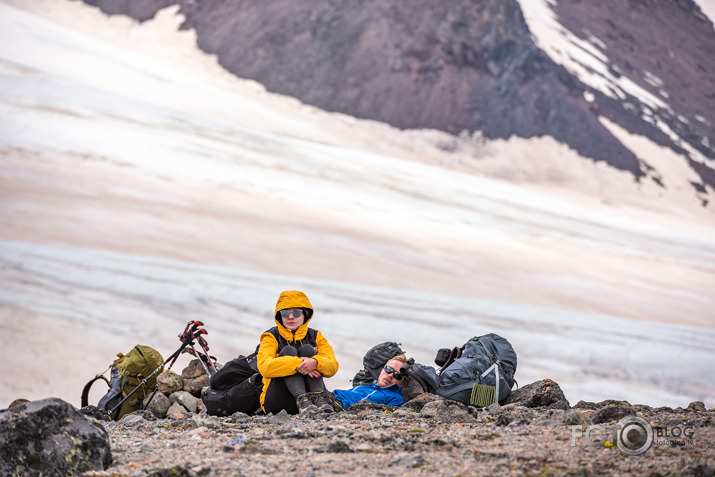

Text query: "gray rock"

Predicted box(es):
[633, 404, 654, 415]
[229, 411, 252, 422]
[267, 409, 291, 424]
[144, 391, 171, 418]
[402, 393, 443, 411]
[502, 379, 570, 409]
[420, 399, 476, 424]
[533, 409, 565, 426]
[547, 400, 571, 410]
[419, 400, 442, 419]
[169, 391, 200, 413]
[562, 409, 594, 427]
[592, 405, 636, 424]
[183, 375, 210, 395]
[79, 405, 112, 421]
[135, 409, 158, 421]
[487, 402, 501, 413]
[346, 400, 390, 414]
[317, 440, 352, 453]
[167, 402, 188, 419]
[687, 401, 706, 412]
[597, 399, 632, 407]
[191, 414, 220, 429]
[118, 413, 147, 427]
[157, 371, 184, 395]
[573, 400, 599, 410]
[0, 397, 112, 476]
[492, 403, 537, 426]
[234, 443, 279, 455]
[392, 407, 418, 417]
[197, 397, 207, 414]
[181, 359, 208, 380]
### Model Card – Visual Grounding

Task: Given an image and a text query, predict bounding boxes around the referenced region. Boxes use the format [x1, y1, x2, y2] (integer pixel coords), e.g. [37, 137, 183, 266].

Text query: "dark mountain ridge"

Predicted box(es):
[83, 0, 715, 200]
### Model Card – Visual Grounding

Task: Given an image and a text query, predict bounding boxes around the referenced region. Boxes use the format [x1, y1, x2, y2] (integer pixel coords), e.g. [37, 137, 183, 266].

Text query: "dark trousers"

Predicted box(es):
[263, 344, 325, 415]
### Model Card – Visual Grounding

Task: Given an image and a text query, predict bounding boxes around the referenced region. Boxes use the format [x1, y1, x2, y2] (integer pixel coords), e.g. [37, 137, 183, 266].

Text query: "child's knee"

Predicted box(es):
[280, 345, 298, 357]
[298, 344, 316, 357]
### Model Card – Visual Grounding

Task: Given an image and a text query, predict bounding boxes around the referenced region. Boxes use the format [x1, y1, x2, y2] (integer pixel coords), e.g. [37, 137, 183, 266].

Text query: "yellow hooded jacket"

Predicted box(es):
[257, 291, 339, 411]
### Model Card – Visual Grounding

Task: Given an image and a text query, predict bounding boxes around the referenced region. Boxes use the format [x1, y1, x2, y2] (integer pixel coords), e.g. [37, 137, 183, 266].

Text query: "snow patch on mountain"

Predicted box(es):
[693, 0, 715, 28]
[517, 0, 714, 185]
[517, 0, 669, 111]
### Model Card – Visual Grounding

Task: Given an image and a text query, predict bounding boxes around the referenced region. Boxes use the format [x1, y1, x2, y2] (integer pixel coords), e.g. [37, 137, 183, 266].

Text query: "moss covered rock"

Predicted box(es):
[0, 397, 112, 476]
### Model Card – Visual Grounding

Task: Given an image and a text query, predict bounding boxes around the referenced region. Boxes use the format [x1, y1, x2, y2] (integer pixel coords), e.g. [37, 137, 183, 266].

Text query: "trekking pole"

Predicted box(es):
[140, 321, 218, 410]
[140, 322, 211, 410]
[164, 322, 203, 373]
[179, 320, 204, 343]
[194, 328, 217, 374]
[179, 329, 217, 378]
[109, 321, 202, 417]
[185, 344, 212, 377]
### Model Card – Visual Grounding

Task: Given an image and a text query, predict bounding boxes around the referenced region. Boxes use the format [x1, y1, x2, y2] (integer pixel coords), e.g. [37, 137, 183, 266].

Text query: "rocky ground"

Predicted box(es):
[79, 395, 715, 477]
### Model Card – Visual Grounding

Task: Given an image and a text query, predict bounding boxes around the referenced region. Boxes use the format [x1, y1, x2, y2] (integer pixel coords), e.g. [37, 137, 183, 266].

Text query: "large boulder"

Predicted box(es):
[0, 397, 112, 476]
[502, 379, 570, 409]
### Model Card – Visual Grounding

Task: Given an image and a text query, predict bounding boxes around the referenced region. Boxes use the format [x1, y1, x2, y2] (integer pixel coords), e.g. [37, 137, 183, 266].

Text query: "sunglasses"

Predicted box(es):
[279, 308, 304, 319]
[383, 365, 403, 381]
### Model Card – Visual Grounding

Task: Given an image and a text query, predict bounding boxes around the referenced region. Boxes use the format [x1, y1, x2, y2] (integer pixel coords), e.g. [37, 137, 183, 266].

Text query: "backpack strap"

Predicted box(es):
[401, 361, 435, 393]
[480, 363, 500, 406]
[80, 374, 110, 408]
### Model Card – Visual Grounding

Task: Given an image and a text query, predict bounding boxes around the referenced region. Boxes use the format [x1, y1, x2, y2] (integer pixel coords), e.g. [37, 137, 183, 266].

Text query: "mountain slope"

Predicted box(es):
[521, 0, 715, 202]
[84, 0, 715, 199]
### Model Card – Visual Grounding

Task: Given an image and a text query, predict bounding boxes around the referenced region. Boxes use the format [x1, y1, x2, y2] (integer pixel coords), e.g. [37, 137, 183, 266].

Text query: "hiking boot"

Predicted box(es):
[322, 390, 345, 412]
[296, 393, 318, 416]
[312, 390, 334, 414]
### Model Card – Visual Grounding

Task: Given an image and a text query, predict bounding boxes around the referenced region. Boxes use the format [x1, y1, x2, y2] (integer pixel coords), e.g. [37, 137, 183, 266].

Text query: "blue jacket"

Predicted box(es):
[333, 383, 405, 409]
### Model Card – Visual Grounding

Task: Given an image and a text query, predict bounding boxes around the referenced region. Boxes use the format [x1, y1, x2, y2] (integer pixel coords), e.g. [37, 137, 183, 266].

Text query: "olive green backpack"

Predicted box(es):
[81, 345, 164, 420]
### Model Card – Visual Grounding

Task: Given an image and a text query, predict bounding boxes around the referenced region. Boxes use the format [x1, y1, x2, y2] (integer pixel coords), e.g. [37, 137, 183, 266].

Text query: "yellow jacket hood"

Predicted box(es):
[274, 290, 314, 341]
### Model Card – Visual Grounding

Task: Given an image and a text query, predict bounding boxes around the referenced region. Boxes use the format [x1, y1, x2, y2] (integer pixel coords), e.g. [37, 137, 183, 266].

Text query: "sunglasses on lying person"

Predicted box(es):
[279, 308, 304, 319]
[383, 365, 403, 381]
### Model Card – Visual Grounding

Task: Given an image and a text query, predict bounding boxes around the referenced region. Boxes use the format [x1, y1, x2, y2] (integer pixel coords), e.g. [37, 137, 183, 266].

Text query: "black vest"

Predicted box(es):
[266, 326, 318, 350]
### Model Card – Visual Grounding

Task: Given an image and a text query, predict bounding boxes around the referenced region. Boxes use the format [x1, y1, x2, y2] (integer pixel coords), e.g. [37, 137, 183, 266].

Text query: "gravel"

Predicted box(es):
[78, 399, 715, 477]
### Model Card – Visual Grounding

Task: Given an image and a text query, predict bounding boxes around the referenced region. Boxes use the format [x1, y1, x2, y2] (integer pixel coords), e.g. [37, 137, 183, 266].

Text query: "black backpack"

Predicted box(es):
[351, 342, 405, 386]
[201, 353, 263, 416]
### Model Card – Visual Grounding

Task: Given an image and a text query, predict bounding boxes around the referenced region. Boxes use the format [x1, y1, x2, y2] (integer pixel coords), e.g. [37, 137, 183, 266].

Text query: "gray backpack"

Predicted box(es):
[409, 333, 517, 407]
